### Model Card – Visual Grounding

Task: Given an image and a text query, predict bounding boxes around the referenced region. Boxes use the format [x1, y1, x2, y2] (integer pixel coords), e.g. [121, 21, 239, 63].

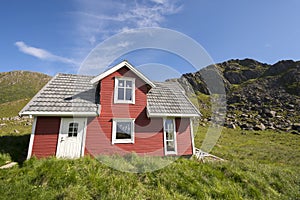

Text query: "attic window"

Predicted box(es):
[114, 77, 135, 104]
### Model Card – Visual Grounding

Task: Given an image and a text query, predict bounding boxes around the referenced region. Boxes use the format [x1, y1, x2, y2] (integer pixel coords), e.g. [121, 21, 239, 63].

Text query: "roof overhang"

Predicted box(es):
[147, 112, 201, 118]
[90, 60, 156, 88]
[19, 111, 98, 117]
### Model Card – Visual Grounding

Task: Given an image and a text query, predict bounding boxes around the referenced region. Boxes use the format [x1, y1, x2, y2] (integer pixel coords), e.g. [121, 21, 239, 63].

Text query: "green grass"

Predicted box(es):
[0, 98, 30, 117]
[0, 125, 299, 199]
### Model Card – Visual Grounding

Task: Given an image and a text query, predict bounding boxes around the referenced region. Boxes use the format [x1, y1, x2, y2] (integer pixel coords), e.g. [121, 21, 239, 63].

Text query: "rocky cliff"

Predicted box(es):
[177, 59, 300, 133]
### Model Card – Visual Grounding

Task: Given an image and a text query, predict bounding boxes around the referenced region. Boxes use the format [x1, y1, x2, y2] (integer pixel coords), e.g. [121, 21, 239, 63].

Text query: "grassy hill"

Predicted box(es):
[0, 71, 50, 118]
[0, 71, 51, 105]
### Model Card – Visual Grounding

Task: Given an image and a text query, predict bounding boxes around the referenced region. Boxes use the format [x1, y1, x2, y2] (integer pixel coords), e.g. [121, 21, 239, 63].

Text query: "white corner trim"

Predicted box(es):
[190, 118, 195, 155]
[55, 118, 64, 157]
[90, 60, 155, 88]
[27, 117, 37, 159]
[81, 118, 88, 157]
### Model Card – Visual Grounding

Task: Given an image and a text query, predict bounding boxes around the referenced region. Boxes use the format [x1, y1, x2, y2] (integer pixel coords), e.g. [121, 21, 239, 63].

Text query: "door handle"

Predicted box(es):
[60, 137, 65, 142]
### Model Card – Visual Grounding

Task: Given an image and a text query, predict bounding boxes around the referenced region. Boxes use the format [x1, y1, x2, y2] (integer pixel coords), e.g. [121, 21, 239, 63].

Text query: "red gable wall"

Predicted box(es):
[85, 66, 193, 157]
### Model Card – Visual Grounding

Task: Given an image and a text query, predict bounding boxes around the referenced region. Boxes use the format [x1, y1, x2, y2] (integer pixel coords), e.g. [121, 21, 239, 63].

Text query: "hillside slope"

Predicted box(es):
[178, 59, 300, 132]
[0, 71, 51, 104]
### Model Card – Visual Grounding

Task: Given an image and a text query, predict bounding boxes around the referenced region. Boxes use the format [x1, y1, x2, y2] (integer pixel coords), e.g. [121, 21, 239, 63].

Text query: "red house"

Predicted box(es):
[19, 61, 201, 159]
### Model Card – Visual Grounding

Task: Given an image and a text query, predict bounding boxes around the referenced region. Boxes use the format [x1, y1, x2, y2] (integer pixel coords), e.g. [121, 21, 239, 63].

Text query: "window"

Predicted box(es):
[114, 77, 135, 104]
[68, 122, 78, 137]
[112, 119, 135, 144]
[163, 119, 177, 155]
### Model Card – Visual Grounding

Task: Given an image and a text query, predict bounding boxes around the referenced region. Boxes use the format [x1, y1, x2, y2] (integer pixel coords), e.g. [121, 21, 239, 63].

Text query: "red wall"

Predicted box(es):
[85, 66, 193, 157]
[32, 116, 60, 158]
[176, 118, 193, 155]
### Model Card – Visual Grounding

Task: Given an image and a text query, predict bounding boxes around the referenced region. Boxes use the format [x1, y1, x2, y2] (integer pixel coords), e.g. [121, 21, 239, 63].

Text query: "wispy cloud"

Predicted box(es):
[15, 41, 78, 65]
[74, 0, 183, 74]
[75, 0, 182, 45]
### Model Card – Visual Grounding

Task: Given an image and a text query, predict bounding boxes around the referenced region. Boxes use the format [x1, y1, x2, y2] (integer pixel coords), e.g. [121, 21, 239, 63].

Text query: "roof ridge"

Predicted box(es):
[56, 73, 95, 78]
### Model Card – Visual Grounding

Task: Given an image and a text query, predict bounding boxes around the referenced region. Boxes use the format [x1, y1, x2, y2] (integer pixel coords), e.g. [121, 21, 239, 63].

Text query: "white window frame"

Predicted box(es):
[112, 118, 135, 144]
[163, 118, 177, 155]
[114, 77, 135, 104]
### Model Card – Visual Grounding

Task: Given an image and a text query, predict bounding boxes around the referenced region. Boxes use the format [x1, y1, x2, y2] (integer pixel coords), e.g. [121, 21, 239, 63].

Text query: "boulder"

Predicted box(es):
[227, 123, 237, 129]
[292, 123, 300, 132]
[263, 109, 276, 118]
[253, 123, 266, 131]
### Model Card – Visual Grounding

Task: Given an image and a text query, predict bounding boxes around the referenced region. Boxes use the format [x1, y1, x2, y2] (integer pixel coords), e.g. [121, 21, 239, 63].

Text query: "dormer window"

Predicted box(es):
[114, 77, 135, 104]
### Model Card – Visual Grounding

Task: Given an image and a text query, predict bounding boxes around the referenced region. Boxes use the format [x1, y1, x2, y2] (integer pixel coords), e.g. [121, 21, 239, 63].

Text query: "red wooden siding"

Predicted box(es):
[176, 118, 193, 155]
[85, 66, 193, 157]
[32, 117, 60, 158]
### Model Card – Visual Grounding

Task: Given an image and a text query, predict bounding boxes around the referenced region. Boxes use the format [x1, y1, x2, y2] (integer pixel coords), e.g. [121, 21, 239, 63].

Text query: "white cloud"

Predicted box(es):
[73, 0, 183, 72]
[75, 0, 182, 45]
[15, 41, 78, 65]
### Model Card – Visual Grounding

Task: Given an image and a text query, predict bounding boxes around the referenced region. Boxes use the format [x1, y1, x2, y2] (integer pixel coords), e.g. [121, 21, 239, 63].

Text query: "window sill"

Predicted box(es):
[112, 139, 134, 144]
[113, 101, 135, 104]
[165, 151, 177, 155]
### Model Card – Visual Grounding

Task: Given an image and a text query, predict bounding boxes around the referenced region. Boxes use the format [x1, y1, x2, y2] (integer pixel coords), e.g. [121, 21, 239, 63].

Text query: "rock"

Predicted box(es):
[292, 123, 300, 132]
[240, 123, 253, 130]
[291, 131, 300, 135]
[240, 114, 248, 118]
[25, 122, 32, 126]
[14, 129, 20, 134]
[253, 123, 266, 131]
[0, 123, 6, 127]
[263, 109, 276, 118]
[227, 123, 237, 129]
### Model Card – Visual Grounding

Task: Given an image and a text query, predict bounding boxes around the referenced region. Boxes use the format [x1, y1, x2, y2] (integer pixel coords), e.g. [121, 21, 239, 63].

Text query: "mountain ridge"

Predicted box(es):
[176, 58, 300, 132]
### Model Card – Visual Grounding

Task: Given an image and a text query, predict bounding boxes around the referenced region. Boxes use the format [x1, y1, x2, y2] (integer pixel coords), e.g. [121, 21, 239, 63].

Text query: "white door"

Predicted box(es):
[56, 118, 86, 158]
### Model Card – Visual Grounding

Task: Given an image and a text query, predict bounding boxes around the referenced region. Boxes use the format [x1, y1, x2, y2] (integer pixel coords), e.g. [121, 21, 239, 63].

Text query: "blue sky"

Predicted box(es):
[1, 0, 300, 79]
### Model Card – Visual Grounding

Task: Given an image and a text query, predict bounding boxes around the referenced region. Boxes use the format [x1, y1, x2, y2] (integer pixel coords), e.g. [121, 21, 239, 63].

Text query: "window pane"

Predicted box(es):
[68, 122, 78, 137]
[125, 89, 132, 100]
[118, 88, 124, 100]
[116, 122, 131, 139]
[118, 80, 124, 87]
[167, 141, 175, 151]
[165, 119, 174, 131]
[126, 80, 132, 88]
[166, 131, 174, 140]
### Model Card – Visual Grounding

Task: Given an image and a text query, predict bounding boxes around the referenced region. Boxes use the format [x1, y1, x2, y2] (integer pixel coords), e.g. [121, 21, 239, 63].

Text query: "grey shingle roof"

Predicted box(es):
[19, 73, 98, 115]
[147, 82, 201, 117]
[20, 73, 200, 117]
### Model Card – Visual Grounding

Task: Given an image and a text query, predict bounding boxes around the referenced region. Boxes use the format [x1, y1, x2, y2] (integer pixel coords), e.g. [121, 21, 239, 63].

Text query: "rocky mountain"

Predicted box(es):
[177, 59, 300, 133]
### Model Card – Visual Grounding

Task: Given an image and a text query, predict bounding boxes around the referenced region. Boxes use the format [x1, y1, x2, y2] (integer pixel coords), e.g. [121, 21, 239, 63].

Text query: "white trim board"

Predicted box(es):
[81, 118, 88, 157]
[20, 111, 97, 117]
[148, 113, 200, 118]
[190, 118, 195, 155]
[90, 60, 155, 88]
[27, 117, 37, 159]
